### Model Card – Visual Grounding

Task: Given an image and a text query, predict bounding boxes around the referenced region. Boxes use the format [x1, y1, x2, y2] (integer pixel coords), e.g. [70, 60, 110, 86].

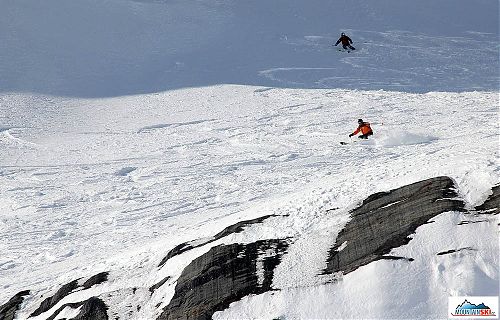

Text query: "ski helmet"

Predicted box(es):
[358, 119, 363, 123]
[341, 32, 345, 36]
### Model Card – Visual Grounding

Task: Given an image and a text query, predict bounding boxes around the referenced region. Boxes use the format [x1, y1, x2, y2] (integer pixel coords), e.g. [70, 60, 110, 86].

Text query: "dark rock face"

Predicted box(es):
[83, 272, 109, 289]
[437, 247, 476, 256]
[158, 239, 289, 320]
[158, 215, 275, 267]
[458, 219, 489, 225]
[149, 276, 171, 294]
[72, 297, 108, 320]
[30, 280, 79, 317]
[30, 271, 109, 318]
[0, 290, 30, 320]
[476, 184, 499, 214]
[324, 176, 465, 275]
[378, 256, 414, 262]
[45, 297, 108, 320]
[8, 176, 490, 319]
[158, 243, 193, 267]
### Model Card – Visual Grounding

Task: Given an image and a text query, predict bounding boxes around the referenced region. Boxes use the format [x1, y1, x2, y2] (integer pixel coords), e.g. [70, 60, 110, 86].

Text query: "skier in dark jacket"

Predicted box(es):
[335, 32, 356, 51]
[349, 119, 373, 139]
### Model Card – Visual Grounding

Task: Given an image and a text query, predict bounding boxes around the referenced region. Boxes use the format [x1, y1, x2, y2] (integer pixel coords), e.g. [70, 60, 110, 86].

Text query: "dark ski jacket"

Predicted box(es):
[335, 35, 353, 46]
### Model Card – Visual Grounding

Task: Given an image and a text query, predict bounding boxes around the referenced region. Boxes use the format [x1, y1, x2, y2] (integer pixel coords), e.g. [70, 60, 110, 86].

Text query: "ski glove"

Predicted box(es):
[349, 133, 354, 137]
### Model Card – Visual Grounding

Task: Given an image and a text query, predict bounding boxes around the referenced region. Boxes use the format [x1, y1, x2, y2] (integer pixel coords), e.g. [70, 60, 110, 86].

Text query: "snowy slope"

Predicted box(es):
[0, 0, 499, 319]
[1, 87, 498, 319]
[0, 0, 498, 96]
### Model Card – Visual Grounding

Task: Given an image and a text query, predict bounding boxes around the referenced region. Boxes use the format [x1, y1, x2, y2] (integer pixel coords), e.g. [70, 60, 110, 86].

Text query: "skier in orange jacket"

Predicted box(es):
[349, 119, 373, 139]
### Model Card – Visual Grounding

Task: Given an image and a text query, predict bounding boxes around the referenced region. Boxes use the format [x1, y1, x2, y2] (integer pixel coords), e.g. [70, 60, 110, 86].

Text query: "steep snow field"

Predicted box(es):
[0, 0, 499, 318]
[1, 88, 498, 318]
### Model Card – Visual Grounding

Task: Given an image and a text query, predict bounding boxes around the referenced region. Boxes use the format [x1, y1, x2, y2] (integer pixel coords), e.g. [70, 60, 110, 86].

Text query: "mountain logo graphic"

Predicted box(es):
[452, 299, 497, 317]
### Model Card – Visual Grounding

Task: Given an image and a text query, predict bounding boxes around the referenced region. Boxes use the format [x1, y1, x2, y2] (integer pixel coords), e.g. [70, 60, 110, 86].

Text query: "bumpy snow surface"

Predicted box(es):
[0, 0, 498, 319]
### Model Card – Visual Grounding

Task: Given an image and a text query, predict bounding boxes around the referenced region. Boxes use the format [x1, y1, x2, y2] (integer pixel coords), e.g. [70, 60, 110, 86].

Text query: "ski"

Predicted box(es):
[336, 48, 353, 53]
[340, 139, 361, 145]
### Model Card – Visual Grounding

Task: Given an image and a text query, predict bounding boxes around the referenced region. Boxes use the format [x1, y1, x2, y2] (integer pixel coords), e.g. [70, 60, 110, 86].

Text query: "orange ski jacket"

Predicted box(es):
[352, 122, 373, 135]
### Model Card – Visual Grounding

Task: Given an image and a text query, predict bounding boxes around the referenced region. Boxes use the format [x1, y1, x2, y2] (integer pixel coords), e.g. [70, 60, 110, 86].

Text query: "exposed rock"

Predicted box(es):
[46, 301, 83, 320]
[158, 239, 289, 320]
[475, 184, 500, 214]
[83, 272, 109, 289]
[31, 272, 109, 317]
[378, 256, 414, 262]
[46, 297, 108, 320]
[458, 219, 488, 225]
[158, 215, 275, 267]
[0, 290, 30, 320]
[324, 176, 465, 275]
[149, 276, 171, 294]
[211, 215, 276, 240]
[72, 297, 109, 320]
[437, 247, 476, 256]
[158, 243, 193, 267]
[30, 280, 79, 317]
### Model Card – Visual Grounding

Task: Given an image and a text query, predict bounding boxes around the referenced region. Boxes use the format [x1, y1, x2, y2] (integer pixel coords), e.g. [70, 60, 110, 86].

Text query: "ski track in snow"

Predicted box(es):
[261, 30, 498, 92]
[0, 86, 498, 318]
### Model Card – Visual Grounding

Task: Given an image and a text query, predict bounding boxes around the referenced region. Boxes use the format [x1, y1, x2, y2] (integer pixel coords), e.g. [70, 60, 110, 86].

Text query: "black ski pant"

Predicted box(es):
[359, 132, 373, 139]
[343, 44, 356, 50]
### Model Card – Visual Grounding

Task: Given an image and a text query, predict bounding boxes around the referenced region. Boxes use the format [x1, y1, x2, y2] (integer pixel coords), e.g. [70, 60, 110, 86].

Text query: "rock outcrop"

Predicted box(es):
[323, 176, 465, 275]
[158, 239, 289, 320]
[29, 271, 109, 318]
[71, 297, 108, 320]
[30, 280, 80, 317]
[149, 276, 171, 294]
[82, 272, 109, 289]
[0, 290, 30, 320]
[476, 184, 499, 214]
[45, 297, 108, 320]
[158, 215, 275, 267]
[5, 176, 494, 320]
[437, 247, 476, 256]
